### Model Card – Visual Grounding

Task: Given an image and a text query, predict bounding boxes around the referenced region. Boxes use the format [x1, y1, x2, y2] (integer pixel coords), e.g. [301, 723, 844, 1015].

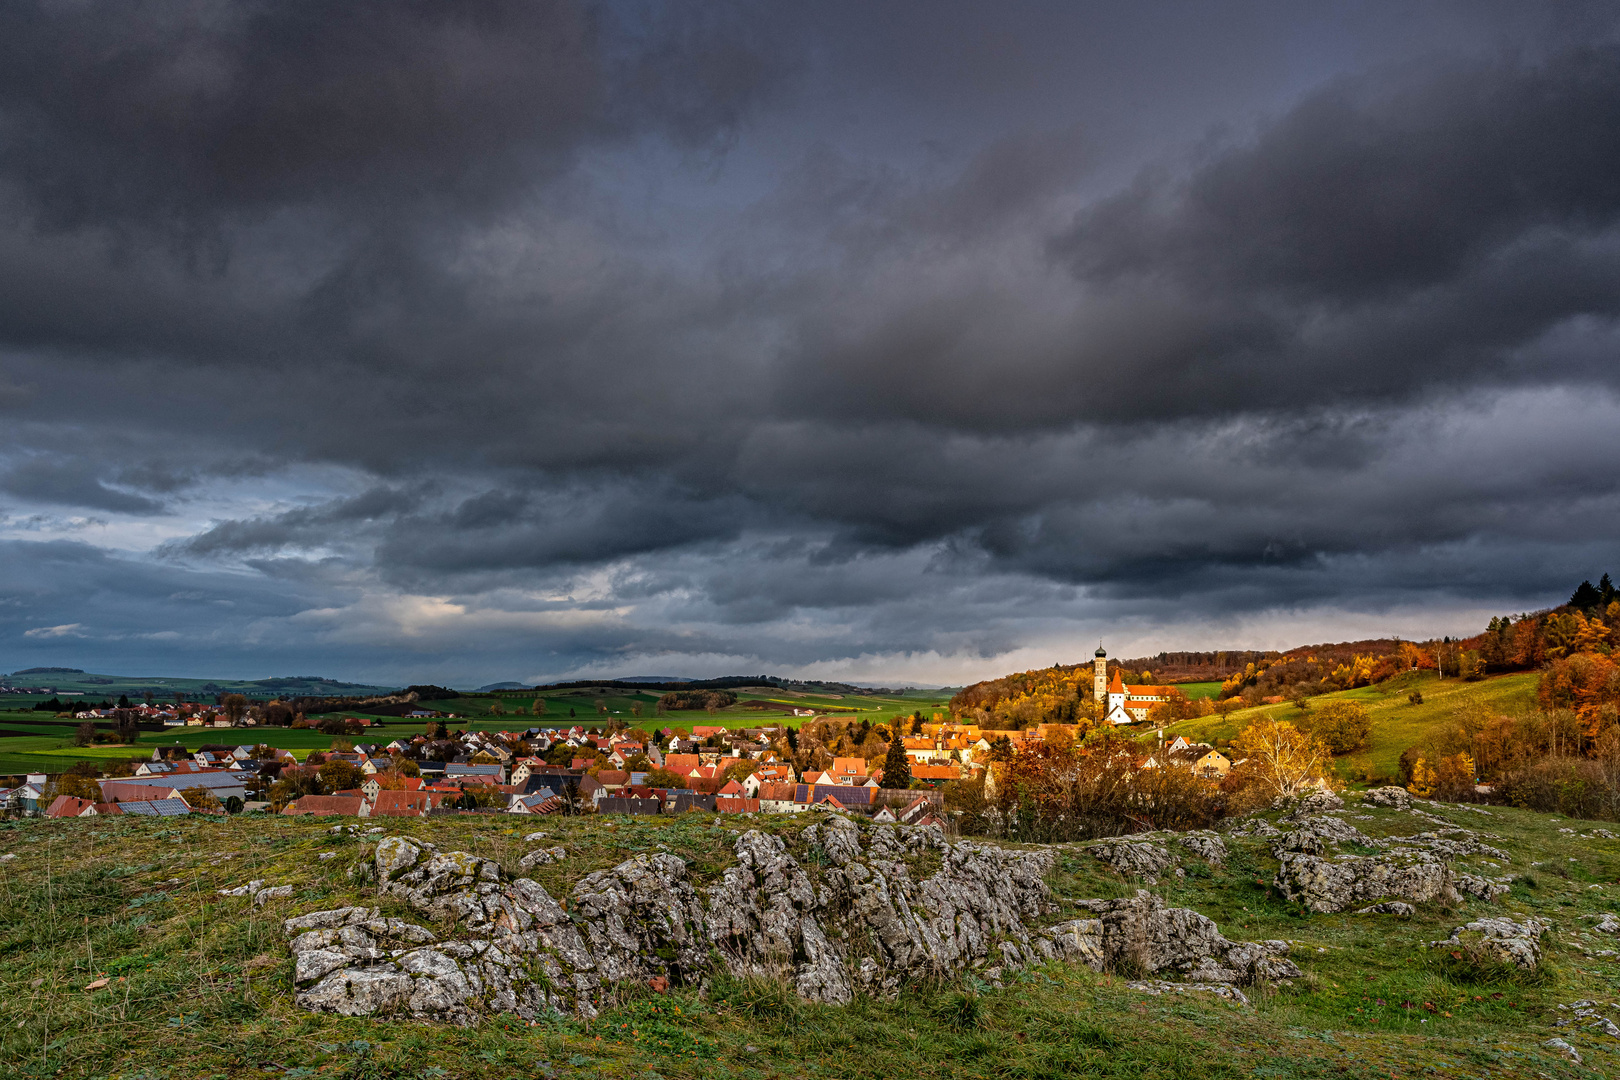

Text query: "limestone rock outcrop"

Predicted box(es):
[1176, 832, 1227, 864]
[1273, 816, 1371, 857]
[1361, 787, 1413, 810]
[283, 822, 1297, 1024]
[1067, 891, 1299, 985]
[1270, 816, 1512, 913]
[1089, 840, 1177, 880]
[1274, 850, 1455, 913]
[1429, 916, 1548, 970]
[518, 846, 566, 871]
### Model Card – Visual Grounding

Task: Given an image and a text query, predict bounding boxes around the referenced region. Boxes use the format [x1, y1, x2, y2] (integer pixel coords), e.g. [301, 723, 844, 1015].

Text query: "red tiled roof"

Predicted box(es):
[45, 795, 94, 818]
[283, 795, 366, 816]
[371, 791, 432, 817]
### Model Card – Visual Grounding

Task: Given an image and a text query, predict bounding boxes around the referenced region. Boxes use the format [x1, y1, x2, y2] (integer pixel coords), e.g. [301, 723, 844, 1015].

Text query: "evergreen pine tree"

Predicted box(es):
[883, 719, 911, 789]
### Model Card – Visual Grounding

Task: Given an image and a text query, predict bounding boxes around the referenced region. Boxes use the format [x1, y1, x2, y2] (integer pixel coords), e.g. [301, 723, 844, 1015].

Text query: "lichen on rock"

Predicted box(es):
[1429, 916, 1548, 971]
[282, 823, 1297, 1024]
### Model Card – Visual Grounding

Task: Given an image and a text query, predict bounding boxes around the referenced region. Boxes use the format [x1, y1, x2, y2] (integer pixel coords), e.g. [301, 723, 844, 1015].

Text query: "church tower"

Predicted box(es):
[1093, 645, 1108, 704]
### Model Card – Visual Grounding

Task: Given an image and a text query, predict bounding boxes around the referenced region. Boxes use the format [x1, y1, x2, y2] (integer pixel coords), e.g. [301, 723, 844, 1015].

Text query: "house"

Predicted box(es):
[1105, 670, 1170, 724]
[370, 790, 433, 817]
[872, 805, 897, 823]
[900, 790, 939, 822]
[445, 762, 506, 783]
[509, 791, 564, 814]
[1192, 750, 1232, 778]
[757, 782, 803, 813]
[100, 771, 250, 805]
[509, 758, 548, 786]
[594, 770, 630, 792]
[829, 757, 869, 782]
[45, 795, 99, 818]
[283, 795, 369, 816]
[716, 796, 760, 814]
[16, 778, 48, 814]
[362, 776, 424, 801]
[663, 753, 702, 776]
[902, 737, 938, 764]
[910, 763, 964, 786]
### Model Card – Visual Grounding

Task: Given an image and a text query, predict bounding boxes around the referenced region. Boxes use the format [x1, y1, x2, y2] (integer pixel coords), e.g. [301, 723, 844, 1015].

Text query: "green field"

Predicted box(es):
[1161, 670, 1540, 781]
[0, 796, 1612, 1078]
[1171, 680, 1223, 700]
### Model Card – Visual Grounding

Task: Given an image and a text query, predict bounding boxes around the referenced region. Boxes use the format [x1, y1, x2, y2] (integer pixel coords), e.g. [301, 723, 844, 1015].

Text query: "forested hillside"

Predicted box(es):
[952, 575, 1620, 731]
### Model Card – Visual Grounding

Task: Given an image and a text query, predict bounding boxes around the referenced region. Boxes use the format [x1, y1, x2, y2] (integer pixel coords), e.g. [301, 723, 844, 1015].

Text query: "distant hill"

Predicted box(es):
[1, 670, 397, 699]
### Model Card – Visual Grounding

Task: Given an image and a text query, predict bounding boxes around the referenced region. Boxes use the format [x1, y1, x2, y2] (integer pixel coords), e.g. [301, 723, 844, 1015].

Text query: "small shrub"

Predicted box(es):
[1424, 945, 1555, 988]
[1408, 690, 1424, 705]
[710, 972, 800, 1020]
[931, 990, 983, 1031]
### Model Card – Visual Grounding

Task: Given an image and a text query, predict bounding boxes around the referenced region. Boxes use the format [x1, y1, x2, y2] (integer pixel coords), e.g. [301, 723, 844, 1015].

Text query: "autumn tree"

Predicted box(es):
[1406, 756, 1437, 797]
[1232, 718, 1332, 798]
[722, 760, 757, 784]
[646, 767, 685, 788]
[74, 720, 96, 747]
[48, 773, 102, 801]
[180, 785, 222, 811]
[220, 693, 249, 725]
[317, 759, 362, 792]
[1432, 752, 1477, 801]
[1302, 700, 1373, 755]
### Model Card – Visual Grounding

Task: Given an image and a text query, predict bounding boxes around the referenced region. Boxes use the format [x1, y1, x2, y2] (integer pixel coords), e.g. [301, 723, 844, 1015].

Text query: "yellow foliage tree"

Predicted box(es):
[1232, 718, 1332, 798]
[1406, 756, 1437, 797]
[1433, 751, 1476, 800]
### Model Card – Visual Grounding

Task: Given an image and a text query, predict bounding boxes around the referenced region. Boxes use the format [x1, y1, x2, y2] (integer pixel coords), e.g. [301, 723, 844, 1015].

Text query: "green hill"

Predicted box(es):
[3, 670, 396, 699]
[1161, 670, 1540, 781]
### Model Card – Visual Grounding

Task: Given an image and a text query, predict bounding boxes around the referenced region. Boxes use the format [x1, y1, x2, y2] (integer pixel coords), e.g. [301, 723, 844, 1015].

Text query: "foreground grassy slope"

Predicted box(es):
[1162, 671, 1539, 781]
[1, 801, 1616, 1079]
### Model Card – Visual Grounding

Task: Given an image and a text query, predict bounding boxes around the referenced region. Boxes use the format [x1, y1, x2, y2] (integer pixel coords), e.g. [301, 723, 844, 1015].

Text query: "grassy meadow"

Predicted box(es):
[0, 798, 1616, 1079]
[1161, 671, 1540, 782]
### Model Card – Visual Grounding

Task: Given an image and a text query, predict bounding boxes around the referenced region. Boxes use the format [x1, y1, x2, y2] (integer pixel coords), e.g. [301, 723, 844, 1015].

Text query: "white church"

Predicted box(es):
[1092, 646, 1170, 724]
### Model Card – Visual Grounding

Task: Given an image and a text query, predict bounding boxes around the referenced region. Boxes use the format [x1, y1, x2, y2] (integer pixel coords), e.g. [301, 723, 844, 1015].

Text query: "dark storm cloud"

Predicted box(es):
[1, 456, 165, 514]
[781, 45, 1620, 431]
[3, 3, 1620, 683]
[0, 0, 772, 226]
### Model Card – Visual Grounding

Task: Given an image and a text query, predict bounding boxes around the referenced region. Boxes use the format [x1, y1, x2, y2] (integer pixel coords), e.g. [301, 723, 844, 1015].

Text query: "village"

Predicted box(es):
[1, 651, 1236, 827]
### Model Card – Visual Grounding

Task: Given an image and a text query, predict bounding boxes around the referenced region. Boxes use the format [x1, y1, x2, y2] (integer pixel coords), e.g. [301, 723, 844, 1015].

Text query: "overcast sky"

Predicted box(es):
[2, 1, 1618, 688]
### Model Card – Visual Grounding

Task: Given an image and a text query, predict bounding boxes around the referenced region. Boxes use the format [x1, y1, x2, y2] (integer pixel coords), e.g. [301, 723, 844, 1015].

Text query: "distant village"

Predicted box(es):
[0, 649, 1244, 826]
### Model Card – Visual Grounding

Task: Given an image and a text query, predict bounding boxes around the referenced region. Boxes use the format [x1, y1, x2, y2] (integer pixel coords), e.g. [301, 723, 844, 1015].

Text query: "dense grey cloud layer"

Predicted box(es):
[1, 1, 1618, 685]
